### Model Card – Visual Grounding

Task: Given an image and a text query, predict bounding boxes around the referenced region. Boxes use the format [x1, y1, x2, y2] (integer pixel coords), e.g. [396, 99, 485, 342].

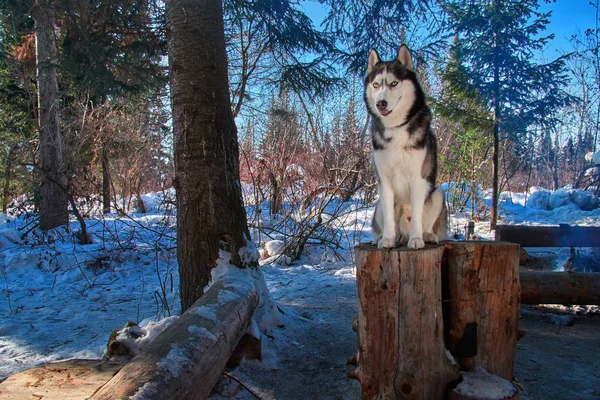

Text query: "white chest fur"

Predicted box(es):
[373, 127, 427, 204]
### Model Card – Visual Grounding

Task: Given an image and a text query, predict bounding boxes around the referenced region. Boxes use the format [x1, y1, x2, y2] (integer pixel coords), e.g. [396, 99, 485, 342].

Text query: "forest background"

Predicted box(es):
[0, 0, 599, 238]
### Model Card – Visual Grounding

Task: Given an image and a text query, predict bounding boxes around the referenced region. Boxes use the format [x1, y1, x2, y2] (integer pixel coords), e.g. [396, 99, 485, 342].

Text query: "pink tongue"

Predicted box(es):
[379, 109, 389, 116]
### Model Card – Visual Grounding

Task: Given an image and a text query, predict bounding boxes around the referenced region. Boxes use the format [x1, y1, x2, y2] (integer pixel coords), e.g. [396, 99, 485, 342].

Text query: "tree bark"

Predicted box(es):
[352, 244, 460, 399]
[32, 1, 68, 230]
[444, 241, 520, 381]
[520, 271, 600, 305]
[166, 0, 253, 312]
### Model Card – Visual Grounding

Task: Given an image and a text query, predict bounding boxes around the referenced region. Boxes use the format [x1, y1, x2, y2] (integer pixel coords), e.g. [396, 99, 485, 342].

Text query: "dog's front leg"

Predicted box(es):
[378, 179, 396, 249]
[408, 179, 427, 249]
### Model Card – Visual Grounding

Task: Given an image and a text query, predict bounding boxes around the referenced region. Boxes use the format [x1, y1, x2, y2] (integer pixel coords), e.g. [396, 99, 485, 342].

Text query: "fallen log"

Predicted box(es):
[91, 267, 259, 400]
[520, 271, 600, 305]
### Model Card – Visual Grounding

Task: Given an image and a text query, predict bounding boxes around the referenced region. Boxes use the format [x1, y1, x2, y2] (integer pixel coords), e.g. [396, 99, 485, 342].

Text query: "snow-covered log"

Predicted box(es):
[520, 271, 600, 305]
[352, 244, 460, 399]
[444, 242, 521, 381]
[91, 269, 259, 400]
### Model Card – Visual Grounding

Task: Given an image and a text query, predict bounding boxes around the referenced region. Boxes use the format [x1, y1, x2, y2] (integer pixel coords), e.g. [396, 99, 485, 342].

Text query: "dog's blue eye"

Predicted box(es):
[390, 81, 398, 87]
[373, 82, 380, 88]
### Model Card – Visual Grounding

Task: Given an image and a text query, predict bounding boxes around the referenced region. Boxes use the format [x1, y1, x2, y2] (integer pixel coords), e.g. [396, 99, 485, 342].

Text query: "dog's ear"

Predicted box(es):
[367, 49, 380, 74]
[397, 44, 414, 72]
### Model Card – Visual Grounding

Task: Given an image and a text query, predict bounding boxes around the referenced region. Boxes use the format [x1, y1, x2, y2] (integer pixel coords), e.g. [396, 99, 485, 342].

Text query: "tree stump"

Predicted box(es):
[443, 241, 520, 381]
[352, 241, 521, 400]
[352, 244, 460, 400]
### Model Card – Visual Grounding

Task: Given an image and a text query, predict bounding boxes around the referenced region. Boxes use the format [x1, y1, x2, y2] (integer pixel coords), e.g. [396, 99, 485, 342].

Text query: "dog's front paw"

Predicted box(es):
[407, 236, 425, 249]
[378, 237, 395, 249]
[423, 232, 439, 244]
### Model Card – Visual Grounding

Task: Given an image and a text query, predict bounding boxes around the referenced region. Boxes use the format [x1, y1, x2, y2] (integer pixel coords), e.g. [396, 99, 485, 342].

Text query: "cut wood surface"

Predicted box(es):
[520, 271, 600, 305]
[91, 270, 258, 400]
[0, 359, 122, 400]
[495, 225, 600, 247]
[353, 244, 460, 400]
[444, 241, 521, 381]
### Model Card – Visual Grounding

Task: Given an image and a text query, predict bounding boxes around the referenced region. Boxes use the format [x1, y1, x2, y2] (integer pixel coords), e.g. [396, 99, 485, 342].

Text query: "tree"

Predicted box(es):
[60, 0, 166, 214]
[434, 39, 493, 216]
[444, 0, 570, 229]
[0, 0, 166, 222]
[322, 0, 445, 74]
[166, 0, 255, 312]
[31, 0, 69, 230]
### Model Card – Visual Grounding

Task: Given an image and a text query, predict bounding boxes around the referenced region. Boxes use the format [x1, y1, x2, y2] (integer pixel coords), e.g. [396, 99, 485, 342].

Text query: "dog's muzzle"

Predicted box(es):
[376, 100, 390, 116]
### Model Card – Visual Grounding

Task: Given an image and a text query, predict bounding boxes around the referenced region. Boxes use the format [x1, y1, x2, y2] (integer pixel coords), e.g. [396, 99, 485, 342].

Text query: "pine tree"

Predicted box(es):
[444, 0, 570, 229]
[322, 0, 444, 74]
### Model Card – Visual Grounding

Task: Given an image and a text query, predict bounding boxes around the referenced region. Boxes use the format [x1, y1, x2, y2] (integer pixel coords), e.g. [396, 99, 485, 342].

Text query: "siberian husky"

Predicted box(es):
[365, 45, 447, 249]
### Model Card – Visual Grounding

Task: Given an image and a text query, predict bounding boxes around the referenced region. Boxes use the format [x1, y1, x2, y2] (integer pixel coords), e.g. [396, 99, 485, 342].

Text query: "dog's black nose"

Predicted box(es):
[376, 100, 387, 109]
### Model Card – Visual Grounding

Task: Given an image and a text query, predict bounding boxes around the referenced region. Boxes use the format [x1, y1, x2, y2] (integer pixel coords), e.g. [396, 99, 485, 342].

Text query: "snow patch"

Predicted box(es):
[110, 316, 178, 359]
[131, 381, 161, 400]
[156, 344, 190, 377]
[194, 305, 218, 322]
[188, 325, 217, 341]
[453, 367, 517, 398]
[239, 241, 260, 265]
[217, 289, 242, 303]
[264, 240, 285, 258]
[0, 228, 21, 244]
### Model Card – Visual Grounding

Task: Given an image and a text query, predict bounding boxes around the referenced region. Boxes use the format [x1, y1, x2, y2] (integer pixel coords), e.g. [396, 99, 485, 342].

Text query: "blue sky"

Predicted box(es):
[301, 0, 599, 57]
[540, 0, 598, 55]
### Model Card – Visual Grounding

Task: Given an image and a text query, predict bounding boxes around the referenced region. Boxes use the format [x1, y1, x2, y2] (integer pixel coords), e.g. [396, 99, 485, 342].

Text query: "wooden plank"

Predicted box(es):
[520, 271, 600, 305]
[91, 269, 259, 400]
[495, 225, 600, 247]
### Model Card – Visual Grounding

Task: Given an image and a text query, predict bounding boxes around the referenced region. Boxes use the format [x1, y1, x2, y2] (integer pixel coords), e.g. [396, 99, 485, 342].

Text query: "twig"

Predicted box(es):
[1, 267, 13, 314]
[222, 371, 265, 400]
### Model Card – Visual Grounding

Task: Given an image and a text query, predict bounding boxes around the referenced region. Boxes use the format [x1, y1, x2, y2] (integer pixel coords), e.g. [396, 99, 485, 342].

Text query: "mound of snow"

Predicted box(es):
[527, 188, 550, 210]
[528, 187, 599, 211]
[263, 240, 285, 258]
[585, 151, 600, 165]
[548, 189, 572, 210]
[570, 190, 600, 211]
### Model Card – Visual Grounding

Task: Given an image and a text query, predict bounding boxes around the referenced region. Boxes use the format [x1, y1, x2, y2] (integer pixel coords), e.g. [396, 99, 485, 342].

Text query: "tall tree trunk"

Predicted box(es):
[102, 146, 111, 214]
[32, 1, 68, 230]
[491, 14, 500, 231]
[166, 0, 253, 312]
[3, 144, 17, 213]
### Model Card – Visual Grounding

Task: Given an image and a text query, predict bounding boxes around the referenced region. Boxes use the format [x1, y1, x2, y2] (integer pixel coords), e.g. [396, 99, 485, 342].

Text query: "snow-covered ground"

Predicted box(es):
[0, 186, 599, 391]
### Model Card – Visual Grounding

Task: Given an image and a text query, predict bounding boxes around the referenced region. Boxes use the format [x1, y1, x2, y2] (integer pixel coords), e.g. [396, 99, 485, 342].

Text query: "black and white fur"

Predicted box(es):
[365, 45, 447, 249]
